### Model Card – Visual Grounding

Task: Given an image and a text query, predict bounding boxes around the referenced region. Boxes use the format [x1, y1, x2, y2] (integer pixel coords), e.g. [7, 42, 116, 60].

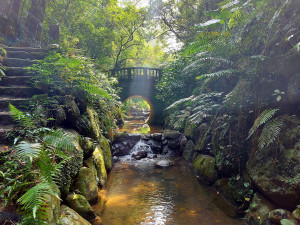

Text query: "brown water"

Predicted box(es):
[101, 157, 245, 225]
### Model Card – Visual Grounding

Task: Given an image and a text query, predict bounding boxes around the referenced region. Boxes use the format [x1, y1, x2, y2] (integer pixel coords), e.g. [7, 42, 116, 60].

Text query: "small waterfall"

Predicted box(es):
[130, 140, 152, 155]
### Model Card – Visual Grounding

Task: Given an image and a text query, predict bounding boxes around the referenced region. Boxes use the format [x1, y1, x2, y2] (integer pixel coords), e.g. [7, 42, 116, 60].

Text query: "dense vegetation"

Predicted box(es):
[0, 0, 300, 224]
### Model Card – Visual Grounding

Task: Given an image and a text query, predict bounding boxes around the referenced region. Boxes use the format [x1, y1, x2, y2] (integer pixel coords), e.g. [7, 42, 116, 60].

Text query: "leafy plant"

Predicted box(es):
[258, 116, 284, 149]
[248, 108, 279, 139]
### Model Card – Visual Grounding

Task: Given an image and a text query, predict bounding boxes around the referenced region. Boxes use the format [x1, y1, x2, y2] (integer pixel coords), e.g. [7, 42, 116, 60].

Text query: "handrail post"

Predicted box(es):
[128, 68, 131, 79]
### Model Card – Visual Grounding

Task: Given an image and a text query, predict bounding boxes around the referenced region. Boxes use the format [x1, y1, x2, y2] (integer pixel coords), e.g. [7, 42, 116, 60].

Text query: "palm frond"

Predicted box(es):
[248, 108, 279, 139]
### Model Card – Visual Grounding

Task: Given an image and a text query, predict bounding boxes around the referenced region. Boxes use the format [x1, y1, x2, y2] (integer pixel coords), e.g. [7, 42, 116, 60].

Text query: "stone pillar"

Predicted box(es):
[49, 24, 60, 44]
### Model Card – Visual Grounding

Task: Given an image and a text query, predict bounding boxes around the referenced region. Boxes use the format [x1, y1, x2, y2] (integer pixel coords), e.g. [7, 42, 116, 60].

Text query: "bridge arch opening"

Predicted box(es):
[122, 95, 154, 123]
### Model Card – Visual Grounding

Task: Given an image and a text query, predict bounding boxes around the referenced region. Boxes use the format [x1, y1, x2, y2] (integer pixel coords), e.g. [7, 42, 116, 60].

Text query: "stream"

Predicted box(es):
[98, 122, 245, 225]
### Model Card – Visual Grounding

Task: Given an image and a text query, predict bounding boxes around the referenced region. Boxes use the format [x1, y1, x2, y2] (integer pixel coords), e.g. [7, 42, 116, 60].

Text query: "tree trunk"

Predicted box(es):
[11, 0, 21, 17]
[26, 0, 47, 45]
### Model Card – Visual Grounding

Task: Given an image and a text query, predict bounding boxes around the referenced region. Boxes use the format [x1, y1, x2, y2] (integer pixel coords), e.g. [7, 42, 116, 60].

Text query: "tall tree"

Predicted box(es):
[26, 0, 47, 45]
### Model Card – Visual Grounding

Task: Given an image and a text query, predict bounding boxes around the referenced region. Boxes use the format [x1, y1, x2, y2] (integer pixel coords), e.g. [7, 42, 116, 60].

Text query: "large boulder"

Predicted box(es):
[65, 194, 96, 222]
[183, 140, 195, 163]
[164, 130, 181, 140]
[193, 123, 209, 151]
[98, 134, 112, 171]
[64, 95, 81, 122]
[57, 130, 83, 197]
[93, 146, 108, 187]
[44, 185, 61, 224]
[287, 73, 300, 103]
[72, 167, 98, 204]
[247, 117, 300, 210]
[184, 118, 197, 138]
[57, 205, 91, 225]
[84, 157, 98, 185]
[193, 154, 218, 184]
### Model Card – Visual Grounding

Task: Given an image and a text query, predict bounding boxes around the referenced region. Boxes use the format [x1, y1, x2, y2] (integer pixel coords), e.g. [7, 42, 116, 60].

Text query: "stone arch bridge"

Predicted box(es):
[108, 67, 165, 124]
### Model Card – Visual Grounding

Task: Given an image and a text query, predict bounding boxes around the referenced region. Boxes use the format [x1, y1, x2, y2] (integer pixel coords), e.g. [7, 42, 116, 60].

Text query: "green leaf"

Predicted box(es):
[280, 219, 295, 225]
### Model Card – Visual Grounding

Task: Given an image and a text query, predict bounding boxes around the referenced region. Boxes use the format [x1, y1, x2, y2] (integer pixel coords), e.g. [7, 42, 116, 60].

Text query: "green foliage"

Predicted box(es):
[248, 108, 279, 139]
[258, 117, 284, 149]
[280, 219, 295, 225]
[9, 104, 36, 130]
[3, 128, 76, 224]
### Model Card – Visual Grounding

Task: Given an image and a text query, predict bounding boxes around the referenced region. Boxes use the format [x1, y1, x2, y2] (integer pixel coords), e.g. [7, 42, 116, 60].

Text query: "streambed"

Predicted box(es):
[100, 156, 245, 225]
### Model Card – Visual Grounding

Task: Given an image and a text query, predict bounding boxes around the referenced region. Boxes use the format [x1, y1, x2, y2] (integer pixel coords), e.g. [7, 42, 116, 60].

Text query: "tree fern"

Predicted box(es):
[248, 108, 279, 139]
[258, 117, 284, 149]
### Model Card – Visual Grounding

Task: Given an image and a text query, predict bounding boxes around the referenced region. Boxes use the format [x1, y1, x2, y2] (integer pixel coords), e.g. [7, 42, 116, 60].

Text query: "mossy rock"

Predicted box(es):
[87, 107, 102, 141]
[84, 157, 98, 185]
[72, 167, 98, 204]
[44, 184, 61, 224]
[247, 118, 300, 210]
[93, 146, 107, 187]
[184, 118, 197, 138]
[65, 194, 96, 222]
[80, 137, 95, 158]
[183, 140, 195, 163]
[193, 154, 218, 184]
[57, 205, 91, 225]
[64, 95, 81, 122]
[57, 130, 83, 197]
[193, 123, 209, 151]
[98, 134, 112, 171]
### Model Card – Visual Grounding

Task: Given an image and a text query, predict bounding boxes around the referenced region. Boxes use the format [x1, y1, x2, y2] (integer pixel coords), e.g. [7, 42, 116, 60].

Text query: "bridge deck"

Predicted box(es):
[108, 67, 162, 80]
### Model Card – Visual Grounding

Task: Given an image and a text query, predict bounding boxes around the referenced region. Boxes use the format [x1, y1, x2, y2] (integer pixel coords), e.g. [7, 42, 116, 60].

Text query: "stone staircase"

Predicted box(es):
[0, 47, 48, 144]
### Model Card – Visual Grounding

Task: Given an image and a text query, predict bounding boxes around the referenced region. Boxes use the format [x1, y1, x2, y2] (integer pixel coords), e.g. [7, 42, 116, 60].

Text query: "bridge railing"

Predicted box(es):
[108, 67, 162, 80]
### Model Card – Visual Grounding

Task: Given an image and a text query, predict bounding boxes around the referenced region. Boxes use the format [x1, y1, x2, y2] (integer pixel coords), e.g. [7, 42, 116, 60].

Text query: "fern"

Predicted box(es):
[196, 69, 237, 79]
[17, 181, 59, 223]
[16, 141, 42, 163]
[9, 104, 36, 129]
[248, 108, 279, 139]
[258, 117, 284, 149]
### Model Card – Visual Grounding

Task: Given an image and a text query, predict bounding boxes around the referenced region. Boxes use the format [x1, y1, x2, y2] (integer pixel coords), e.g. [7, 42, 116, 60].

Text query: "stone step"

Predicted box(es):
[0, 125, 15, 144]
[5, 47, 48, 53]
[4, 67, 31, 76]
[0, 76, 32, 86]
[6, 51, 47, 60]
[3, 58, 36, 67]
[0, 97, 30, 110]
[0, 111, 14, 125]
[0, 86, 40, 98]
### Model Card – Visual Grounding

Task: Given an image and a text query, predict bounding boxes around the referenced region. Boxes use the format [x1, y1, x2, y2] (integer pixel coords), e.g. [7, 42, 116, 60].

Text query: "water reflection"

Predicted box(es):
[119, 120, 163, 134]
[100, 158, 245, 225]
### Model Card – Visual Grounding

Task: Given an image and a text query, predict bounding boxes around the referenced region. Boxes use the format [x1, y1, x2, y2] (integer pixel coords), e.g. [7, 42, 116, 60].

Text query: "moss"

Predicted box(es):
[98, 134, 112, 171]
[65, 194, 96, 222]
[57, 205, 91, 225]
[193, 154, 218, 184]
[72, 167, 98, 204]
[92, 146, 107, 187]
[57, 131, 83, 197]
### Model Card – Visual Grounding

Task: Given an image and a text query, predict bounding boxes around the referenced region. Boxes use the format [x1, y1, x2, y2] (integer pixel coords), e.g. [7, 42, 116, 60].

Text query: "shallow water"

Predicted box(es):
[101, 157, 245, 225]
[119, 120, 163, 134]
